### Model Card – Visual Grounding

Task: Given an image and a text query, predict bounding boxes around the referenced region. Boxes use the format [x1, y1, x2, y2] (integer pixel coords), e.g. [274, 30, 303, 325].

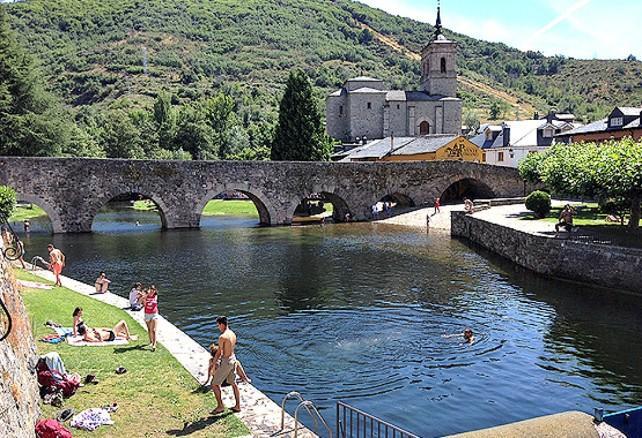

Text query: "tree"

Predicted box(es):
[0, 185, 17, 219]
[97, 111, 145, 159]
[271, 70, 331, 161]
[204, 93, 238, 159]
[174, 103, 216, 160]
[489, 101, 502, 120]
[0, 6, 71, 156]
[463, 110, 480, 134]
[153, 92, 176, 151]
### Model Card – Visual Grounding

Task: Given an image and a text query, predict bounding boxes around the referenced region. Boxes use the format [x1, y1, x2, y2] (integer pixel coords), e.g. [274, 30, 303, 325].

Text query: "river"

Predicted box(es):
[19, 211, 642, 437]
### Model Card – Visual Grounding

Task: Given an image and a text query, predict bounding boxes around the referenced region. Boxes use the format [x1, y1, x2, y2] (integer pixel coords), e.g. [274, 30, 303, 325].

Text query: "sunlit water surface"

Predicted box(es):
[20, 212, 642, 437]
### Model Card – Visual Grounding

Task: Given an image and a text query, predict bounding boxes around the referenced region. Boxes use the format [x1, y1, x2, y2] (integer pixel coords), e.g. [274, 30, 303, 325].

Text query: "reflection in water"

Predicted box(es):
[20, 211, 642, 437]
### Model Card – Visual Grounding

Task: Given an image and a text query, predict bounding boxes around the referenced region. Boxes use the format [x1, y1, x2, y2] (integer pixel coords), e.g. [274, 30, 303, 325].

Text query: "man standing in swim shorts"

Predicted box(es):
[47, 244, 65, 287]
[211, 316, 241, 414]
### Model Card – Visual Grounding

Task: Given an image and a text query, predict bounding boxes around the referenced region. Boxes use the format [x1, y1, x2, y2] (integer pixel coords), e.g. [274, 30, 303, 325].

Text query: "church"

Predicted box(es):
[325, 7, 462, 143]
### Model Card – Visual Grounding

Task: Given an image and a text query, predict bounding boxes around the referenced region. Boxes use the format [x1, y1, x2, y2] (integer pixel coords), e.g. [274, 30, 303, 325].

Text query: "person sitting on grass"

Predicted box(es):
[94, 272, 111, 294]
[555, 204, 576, 236]
[72, 307, 136, 342]
[204, 343, 251, 386]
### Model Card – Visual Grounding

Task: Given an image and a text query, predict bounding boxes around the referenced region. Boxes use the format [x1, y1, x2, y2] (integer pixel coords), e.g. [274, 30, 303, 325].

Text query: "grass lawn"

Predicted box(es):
[9, 204, 48, 221]
[16, 269, 249, 437]
[201, 200, 258, 218]
[521, 203, 637, 227]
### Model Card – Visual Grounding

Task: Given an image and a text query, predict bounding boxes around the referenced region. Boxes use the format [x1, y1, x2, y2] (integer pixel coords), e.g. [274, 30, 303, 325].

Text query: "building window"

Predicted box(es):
[397, 104, 400, 110]
[419, 121, 430, 135]
[542, 128, 554, 138]
[498, 151, 504, 162]
[482, 153, 486, 162]
[440, 57, 447, 73]
[339, 105, 343, 116]
[611, 116, 623, 127]
[367, 102, 372, 109]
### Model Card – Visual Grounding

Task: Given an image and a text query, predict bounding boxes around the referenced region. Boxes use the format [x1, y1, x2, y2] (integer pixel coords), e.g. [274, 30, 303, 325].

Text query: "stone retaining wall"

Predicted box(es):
[0, 257, 40, 437]
[451, 211, 642, 294]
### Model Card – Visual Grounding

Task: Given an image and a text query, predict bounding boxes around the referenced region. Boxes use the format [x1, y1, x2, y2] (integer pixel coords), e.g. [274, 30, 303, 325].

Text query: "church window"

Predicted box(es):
[339, 105, 343, 115]
[397, 104, 400, 110]
[419, 121, 430, 135]
[367, 102, 372, 109]
[440, 58, 447, 73]
[498, 151, 504, 162]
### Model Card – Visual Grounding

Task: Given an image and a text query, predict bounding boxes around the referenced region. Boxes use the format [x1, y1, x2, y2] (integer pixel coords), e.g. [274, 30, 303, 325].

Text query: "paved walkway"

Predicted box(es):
[27, 267, 316, 438]
[375, 204, 464, 231]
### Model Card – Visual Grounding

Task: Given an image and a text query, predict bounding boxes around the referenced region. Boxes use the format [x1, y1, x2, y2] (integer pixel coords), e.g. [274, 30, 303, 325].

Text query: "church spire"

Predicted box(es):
[434, 1, 443, 40]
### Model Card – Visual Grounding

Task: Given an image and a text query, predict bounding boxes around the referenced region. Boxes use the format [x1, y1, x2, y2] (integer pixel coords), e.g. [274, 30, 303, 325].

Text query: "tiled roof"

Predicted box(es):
[558, 119, 608, 136]
[345, 137, 416, 160]
[328, 89, 342, 97]
[617, 107, 642, 116]
[347, 76, 382, 82]
[624, 118, 642, 129]
[350, 87, 387, 94]
[385, 90, 406, 101]
[392, 135, 458, 155]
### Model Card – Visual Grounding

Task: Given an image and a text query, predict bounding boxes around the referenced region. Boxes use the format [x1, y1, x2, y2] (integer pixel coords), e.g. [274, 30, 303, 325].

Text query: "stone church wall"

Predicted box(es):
[0, 254, 40, 437]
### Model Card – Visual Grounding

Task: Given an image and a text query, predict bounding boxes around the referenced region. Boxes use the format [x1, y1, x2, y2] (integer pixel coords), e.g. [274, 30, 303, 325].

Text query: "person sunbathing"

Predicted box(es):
[204, 343, 251, 386]
[72, 307, 136, 342]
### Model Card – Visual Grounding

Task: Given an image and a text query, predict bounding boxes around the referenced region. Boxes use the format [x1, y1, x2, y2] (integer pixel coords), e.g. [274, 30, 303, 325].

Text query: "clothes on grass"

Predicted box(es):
[70, 408, 114, 431]
[35, 418, 72, 438]
[43, 352, 67, 376]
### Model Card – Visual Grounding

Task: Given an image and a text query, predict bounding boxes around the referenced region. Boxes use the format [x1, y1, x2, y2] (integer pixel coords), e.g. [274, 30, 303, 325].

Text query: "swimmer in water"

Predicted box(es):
[442, 328, 475, 344]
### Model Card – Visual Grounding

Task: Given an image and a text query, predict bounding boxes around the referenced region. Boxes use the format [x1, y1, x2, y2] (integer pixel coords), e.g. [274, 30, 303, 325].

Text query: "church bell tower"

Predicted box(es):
[421, 2, 457, 97]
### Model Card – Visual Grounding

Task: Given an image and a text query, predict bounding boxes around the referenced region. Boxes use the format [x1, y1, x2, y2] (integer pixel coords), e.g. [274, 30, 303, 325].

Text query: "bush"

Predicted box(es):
[525, 190, 551, 218]
[0, 186, 17, 219]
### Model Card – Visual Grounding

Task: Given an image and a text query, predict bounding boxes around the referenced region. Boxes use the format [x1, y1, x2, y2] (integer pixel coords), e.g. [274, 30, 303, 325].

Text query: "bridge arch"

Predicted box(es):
[287, 189, 353, 224]
[87, 191, 170, 231]
[195, 185, 275, 226]
[14, 192, 63, 234]
[438, 177, 495, 204]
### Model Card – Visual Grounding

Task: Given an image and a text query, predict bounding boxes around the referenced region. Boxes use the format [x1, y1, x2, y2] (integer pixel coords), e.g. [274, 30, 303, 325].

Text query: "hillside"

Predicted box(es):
[4, 0, 642, 123]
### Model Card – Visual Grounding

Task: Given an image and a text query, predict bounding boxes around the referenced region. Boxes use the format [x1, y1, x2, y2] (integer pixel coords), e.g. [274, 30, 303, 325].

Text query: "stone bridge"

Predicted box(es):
[0, 157, 527, 233]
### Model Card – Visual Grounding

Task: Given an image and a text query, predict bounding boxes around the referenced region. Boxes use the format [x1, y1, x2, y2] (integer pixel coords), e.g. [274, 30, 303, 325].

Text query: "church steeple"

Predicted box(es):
[420, 0, 458, 97]
[434, 1, 443, 40]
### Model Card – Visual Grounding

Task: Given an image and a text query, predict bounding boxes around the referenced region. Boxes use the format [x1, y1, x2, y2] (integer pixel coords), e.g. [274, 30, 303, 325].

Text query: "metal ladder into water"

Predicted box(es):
[280, 391, 333, 437]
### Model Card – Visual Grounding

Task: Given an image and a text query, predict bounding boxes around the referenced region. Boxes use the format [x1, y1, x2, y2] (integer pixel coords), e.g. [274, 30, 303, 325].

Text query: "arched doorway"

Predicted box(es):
[371, 192, 415, 219]
[419, 121, 430, 135]
[91, 192, 168, 232]
[198, 189, 268, 227]
[291, 192, 351, 225]
[440, 178, 495, 204]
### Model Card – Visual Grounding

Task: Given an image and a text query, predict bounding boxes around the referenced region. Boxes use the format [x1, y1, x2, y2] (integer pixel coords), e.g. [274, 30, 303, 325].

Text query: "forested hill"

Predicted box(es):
[4, 0, 642, 122]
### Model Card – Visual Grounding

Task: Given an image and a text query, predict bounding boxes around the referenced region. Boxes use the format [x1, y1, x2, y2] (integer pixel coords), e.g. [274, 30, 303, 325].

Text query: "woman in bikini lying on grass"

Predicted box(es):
[72, 307, 137, 342]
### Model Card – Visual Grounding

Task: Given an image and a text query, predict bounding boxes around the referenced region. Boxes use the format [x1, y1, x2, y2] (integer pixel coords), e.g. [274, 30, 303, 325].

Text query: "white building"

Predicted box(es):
[470, 112, 580, 168]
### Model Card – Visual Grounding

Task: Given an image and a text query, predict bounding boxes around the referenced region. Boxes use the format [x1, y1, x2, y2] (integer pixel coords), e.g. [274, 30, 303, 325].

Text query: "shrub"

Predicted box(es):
[0, 186, 17, 219]
[525, 190, 551, 218]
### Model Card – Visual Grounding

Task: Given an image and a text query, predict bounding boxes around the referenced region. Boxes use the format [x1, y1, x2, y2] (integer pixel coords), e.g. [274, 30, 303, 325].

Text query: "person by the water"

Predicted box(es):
[443, 328, 475, 344]
[211, 316, 241, 414]
[555, 204, 576, 236]
[434, 197, 441, 214]
[47, 244, 65, 287]
[94, 272, 111, 294]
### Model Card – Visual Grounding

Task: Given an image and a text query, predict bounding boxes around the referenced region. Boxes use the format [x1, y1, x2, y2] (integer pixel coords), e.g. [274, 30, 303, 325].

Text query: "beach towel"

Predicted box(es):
[70, 408, 114, 431]
[66, 335, 129, 347]
[53, 327, 73, 337]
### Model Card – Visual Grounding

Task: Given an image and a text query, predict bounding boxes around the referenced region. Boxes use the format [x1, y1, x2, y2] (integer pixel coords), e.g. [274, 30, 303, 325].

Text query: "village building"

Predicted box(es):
[326, 7, 462, 143]
[339, 134, 482, 162]
[470, 111, 580, 168]
[556, 106, 642, 144]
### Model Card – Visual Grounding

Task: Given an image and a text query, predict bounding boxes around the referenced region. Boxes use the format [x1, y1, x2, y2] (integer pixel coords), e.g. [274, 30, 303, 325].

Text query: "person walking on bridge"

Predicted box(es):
[211, 316, 241, 415]
[47, 244, 65, 287]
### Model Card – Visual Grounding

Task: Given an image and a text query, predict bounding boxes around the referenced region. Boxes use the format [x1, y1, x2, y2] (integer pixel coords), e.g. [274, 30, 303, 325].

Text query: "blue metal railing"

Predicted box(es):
[336, 401, 420, 438]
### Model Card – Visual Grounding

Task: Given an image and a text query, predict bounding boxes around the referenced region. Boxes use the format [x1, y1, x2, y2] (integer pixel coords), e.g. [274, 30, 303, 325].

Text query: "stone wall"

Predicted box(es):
[451, 211, 642, 294]
[0, 157, 528, 233]
[0, 257, 40, 437]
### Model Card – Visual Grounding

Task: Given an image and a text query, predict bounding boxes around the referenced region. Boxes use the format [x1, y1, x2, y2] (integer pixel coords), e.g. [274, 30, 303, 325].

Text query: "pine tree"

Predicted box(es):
[0, 5, 70, 156]
[271, 70, 331, 161]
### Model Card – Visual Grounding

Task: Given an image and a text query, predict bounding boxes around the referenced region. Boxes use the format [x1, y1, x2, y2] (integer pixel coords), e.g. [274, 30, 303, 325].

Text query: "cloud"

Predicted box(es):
[521, 0, 591, 50]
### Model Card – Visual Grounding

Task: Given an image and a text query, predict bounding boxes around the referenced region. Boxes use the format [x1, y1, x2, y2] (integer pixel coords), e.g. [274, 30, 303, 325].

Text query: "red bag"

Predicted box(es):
[37, 370, 80, 398]
[35, 419, 72, 438]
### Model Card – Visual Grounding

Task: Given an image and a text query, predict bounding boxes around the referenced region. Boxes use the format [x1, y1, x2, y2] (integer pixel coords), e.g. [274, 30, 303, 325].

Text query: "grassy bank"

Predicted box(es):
[9, 204, 47, 221]
[16, 269, 248, 437]
[134, 199, 259, 218]
[522, 203, 640, 227]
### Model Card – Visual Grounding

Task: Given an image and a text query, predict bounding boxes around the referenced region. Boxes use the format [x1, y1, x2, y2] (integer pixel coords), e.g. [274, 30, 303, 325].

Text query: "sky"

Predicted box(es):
[360, 0, 642, 60]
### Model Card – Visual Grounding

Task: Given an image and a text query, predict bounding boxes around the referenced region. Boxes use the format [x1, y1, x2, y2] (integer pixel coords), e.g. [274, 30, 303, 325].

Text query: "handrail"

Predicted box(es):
[281, 391, 318, 434]
[294, 400, 333, 438]
[336, 401, 419, 438]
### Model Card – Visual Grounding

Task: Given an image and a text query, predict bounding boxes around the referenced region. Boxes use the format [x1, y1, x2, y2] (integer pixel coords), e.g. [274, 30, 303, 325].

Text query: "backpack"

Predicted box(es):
[35, 419, 72, 438]
[37, 369, 80, 398]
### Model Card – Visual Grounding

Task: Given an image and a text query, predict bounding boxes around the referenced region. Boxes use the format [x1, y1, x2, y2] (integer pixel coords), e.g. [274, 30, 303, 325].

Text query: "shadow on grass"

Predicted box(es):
[113, 345, 145, 354]
[166, 412, 233, 436]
